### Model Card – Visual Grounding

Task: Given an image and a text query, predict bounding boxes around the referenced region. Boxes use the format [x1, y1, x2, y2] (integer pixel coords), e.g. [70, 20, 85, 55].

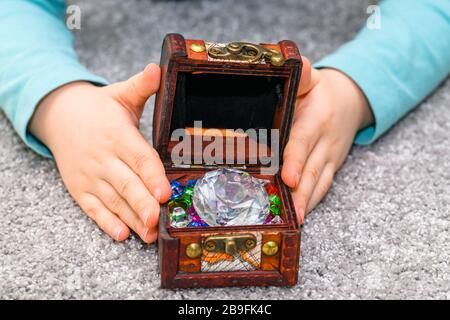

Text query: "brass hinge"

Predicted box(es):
[208, 42, 285, 66]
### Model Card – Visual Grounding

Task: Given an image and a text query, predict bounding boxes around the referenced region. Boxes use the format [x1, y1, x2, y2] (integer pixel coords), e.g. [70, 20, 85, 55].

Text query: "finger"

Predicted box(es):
[297, 56, 321, 97]
[78, 192, 130, 241]
[104, 159, 161, 229]
[292, 141, 329, 220]
[95, 179, 156, 243]
[298, 56, 312, 96]
[108, 63, 161, 118]
[282, 114, 322, 188]
[306, 163, 335, 213]
[143, 227, 158, 244]
[117, 128, 171, 204]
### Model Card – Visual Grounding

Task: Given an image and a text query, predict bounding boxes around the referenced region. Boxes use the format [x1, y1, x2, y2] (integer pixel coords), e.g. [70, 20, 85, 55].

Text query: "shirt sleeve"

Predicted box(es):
[314, 0, 450, 145]
[0, 0, 109, 157]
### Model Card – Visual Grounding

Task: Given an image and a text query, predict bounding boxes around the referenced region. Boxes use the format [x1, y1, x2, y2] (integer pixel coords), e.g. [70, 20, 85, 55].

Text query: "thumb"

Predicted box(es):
[297, 56, 321, 97]
[108, 63, 161, 118]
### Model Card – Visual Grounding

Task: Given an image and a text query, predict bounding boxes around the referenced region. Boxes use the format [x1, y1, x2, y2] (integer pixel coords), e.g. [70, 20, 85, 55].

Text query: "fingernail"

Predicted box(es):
[297, 207, 305, 222]
[143, 211, 150, 226]
[114, 226, 124, 241]
[294, 172, 300, 188]
[143, 228, 149, 241]
[144, 63, 156, 73]
[154, 187, 162, 203]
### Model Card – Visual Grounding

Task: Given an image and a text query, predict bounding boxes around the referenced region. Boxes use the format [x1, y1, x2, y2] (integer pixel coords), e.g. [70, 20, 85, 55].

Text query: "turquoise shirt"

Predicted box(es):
[1, 0, 449, 157]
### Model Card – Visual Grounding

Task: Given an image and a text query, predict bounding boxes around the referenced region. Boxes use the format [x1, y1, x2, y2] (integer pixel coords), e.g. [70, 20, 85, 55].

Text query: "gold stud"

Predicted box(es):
[186, 243, 202, 259]
[190, 43, 206, 53]
[270, 54, 285, 66]
[262, 241, 279, 256]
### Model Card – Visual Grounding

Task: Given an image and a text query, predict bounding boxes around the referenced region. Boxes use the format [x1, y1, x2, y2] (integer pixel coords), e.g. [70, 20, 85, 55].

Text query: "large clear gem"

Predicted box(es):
[192, 168, 269, 226]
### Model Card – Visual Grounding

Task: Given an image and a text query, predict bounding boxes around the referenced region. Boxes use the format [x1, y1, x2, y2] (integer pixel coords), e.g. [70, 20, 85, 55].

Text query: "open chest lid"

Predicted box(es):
[153, 34, 303, 173]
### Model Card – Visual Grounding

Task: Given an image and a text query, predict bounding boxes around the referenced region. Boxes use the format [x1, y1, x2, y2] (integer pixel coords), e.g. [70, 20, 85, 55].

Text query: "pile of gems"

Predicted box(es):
[168, 168, 283, 228]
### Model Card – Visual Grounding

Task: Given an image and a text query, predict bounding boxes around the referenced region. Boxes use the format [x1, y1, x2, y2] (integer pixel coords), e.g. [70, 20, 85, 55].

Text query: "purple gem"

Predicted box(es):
[264, 213, 275, 224]
[269, 216, 283, 224]
[187, 206, 197, 216]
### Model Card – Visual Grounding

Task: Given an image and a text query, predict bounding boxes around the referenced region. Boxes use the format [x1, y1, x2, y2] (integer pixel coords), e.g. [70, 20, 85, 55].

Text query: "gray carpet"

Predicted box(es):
[1, 0, 449, 300]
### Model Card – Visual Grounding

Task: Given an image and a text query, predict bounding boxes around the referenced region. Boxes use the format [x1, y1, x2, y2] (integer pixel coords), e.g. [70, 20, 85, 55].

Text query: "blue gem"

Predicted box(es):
[186, 179, 197, 188]
[188, 221, 201, 228]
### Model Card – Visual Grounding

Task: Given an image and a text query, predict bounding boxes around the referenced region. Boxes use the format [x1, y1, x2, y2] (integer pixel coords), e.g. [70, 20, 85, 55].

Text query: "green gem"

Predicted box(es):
[180, 197, 192, 207]
[170, 207, 188, 223]
[268, 194, 281, 206]
[269, 204, 281, 215]
[168, 199, 188, 212]
[183, 186, 194, 197]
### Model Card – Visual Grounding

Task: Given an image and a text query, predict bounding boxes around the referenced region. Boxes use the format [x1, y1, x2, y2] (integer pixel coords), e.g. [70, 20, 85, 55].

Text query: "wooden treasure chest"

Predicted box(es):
[153, 33, 303, 288]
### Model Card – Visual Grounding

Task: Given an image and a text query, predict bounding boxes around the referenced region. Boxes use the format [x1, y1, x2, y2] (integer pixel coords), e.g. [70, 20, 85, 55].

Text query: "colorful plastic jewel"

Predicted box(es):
[188, 220, 209, 228]
[269, 215, 283, 224]
[268, 194, 281, 207]
[264, 213, 275, 224]
[170, 180, 181, 189]
[169, 180, 185, 201]
[170, 207, 189, 228]
[188, 221, 202, 228]
[178, 186, 194, 207]
[269, 204, 281, 215]
[266, 184, 279, 195]
[186, 179, 197, 188]
[171, 207, 186, 220]
[169, 172, 279, 228]
[183, 186, 194, 197]
[168, 199, 189, 212]
[187, 206, 197, 216]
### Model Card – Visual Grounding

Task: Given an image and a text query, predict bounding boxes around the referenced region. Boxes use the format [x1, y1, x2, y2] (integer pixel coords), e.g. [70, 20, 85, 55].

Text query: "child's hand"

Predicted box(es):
[282, 58, 374, 222]
[29, 64, 171, 243]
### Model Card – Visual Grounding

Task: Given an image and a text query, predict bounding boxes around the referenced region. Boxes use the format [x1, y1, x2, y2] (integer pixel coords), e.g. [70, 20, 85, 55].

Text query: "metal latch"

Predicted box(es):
[203, 234, 257, 255]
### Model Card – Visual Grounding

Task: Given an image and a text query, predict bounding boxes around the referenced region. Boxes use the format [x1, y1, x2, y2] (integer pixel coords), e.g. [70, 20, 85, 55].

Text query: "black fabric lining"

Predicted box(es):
[171, 73, 285, 133]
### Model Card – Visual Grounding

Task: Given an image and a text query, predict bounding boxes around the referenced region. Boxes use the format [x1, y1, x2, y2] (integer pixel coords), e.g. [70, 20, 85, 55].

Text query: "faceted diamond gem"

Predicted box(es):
[192, 168, 269, 226]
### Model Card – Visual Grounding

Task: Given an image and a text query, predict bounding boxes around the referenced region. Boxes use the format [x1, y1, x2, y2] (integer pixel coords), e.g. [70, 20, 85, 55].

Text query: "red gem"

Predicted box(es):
[266, 184, 279, 195]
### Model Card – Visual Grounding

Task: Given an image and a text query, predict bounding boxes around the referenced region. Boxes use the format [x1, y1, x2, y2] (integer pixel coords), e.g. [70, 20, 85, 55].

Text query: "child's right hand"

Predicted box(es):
[29, 64, 171, 243]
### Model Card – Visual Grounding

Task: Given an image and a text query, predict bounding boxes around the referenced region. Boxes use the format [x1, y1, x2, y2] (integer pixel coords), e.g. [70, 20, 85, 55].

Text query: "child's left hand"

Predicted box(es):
[282, 58, 374, 222]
